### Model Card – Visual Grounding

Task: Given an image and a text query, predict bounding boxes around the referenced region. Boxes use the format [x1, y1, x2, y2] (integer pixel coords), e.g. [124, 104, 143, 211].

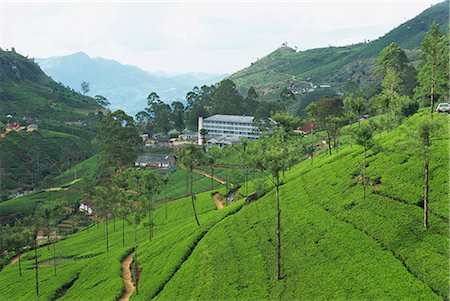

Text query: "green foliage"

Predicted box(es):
[0, 111, 447, 300]
[414, 22, 449, 109]
[228, 2, 448, 108]
[98, 110, 142, 172]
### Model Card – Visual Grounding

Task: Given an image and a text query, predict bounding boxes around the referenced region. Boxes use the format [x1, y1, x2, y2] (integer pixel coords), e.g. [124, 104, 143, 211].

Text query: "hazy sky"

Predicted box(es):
[0, 0, 442, 74]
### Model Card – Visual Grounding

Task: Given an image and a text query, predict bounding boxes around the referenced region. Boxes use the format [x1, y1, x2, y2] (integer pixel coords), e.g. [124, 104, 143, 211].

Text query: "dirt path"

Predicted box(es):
[211, 193, 225, 210]
[193, 168, 226, 184]
[44, 178, 81, 192]
[8, 255, 20, 265]
[118, 253, 135, 301]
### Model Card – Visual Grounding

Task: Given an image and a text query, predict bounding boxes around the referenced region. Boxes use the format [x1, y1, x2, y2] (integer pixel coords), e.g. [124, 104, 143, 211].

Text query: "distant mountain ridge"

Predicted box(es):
[228, 1, 449, 103]
[36, 53, 227, 116]
[0, 49, 101, 121]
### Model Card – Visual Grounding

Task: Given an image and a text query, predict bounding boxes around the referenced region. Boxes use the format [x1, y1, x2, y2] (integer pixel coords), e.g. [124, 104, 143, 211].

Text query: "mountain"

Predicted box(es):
[36, 53, 227, 116]
[0, 49, 101, 121]
[0, 49, 101, 200]
[228, 1, 449, 106]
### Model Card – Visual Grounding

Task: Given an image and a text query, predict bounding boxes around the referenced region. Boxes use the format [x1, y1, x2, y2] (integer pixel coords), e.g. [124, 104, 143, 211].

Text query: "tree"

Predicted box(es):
[353, 123, 375, 199]
[36, 201, 66, 276]
[176, 144, 205, 226]
[112, 170, 134, 246]
[416, 120, 438, 229]
[205, 145, 221, 191]
[306, 96, 343, 155]
[271, 112, 301, 178]
[211, 79, 243, 115]
[376, 42, 417, 96]
[140, 170, 163, 241]
[199, 128, 208, 149]
[343, 93, 366, 127]
[171, 101, 185, 131]
[93, 184, 119, 252]
[146, 93, 171, 134]
[248, 132, 295, 280]
[414, 22, 449, 115]
[243, 87, 259, 115]
[98, 110, 143, 172]
[81, 81, 90, 95]
[185, 103, 208, 131]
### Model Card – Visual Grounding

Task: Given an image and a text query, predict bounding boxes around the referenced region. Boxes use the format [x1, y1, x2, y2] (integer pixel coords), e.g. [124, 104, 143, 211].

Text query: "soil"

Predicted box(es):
[118, 253, 135, 301]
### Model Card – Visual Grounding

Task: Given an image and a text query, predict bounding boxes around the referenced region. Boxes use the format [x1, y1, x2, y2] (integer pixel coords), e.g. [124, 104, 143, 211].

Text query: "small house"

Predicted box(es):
[79, 199, 94, 215]
[135, 154, 176, 169]
[296, 123, 318, 134]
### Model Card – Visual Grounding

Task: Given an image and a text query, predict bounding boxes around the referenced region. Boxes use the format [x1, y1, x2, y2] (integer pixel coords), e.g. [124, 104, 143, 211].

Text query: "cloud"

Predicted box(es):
[1, 0, 441, 73]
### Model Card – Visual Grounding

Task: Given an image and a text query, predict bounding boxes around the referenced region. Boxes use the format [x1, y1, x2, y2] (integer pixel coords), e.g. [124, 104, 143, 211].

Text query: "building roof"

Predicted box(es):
[135, 154, 175, 165]
[207, 135, 241, 145]
[204, 115, 254, 124]
[298, 123, 318, 133]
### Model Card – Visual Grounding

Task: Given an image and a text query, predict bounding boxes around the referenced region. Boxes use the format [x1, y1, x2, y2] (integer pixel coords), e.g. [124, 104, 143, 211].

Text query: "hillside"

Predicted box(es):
[0, 49, 101, 122]
[229, 1, 449, 101]
[0, 111, 447, 300]
[0, 49, 103, 199]
[36, 52, 226, 116]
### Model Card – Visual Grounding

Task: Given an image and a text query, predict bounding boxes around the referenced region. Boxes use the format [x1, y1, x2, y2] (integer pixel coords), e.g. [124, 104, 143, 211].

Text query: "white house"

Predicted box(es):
[79, 200, 93, 215]
[198, 114, 261, 147]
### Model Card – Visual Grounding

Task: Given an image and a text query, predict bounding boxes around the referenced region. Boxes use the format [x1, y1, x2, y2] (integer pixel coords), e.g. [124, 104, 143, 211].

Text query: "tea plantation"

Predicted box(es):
[0, 111, 448, 300]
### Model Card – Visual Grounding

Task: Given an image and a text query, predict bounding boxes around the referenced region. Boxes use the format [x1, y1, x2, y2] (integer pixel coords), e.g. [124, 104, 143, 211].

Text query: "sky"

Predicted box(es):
[0, 0, 442, 74]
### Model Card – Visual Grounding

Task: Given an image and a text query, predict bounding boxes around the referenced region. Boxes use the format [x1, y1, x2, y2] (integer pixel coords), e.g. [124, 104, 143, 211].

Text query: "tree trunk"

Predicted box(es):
[53, 231, 57, 276]
[190, 171, 200, 227]
[34, 241, 39, 296]
[165, 202, 168, 220]
[327, 132, 332, 155]
[18, 254, 22, 277]
[106, 218, 109, 253]
[276, 184, 281, 281]
[186, 170, 189, 195]
[430, 63, 435, 117]
[211, 167, 214, 190]
[363, 146, 367, 200]
[113, 216, 116, 232]
[122, 216, 125, 247]
[150, 207, 154, 240]
[245, 166, 248, 195]
[424, 158, 429, 229]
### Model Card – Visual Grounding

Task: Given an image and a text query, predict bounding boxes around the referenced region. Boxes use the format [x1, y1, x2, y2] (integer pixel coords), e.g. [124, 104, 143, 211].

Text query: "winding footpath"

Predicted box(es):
[118, 253, 135, 301]
[193, 168, 227, 184]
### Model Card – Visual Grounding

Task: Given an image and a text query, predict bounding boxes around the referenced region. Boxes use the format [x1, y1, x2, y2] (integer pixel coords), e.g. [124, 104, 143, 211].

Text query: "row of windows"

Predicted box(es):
[207, 128, 257, 135]
[204, 124, 255, 130]
[204, 121, 253, 126]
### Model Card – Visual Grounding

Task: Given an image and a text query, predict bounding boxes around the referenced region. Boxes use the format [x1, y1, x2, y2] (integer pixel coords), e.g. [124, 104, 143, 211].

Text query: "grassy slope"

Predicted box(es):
[0, 157, 224, 223]
[1, 112, 447, 300]
[156, 111, 448, 300]
[229, 1, 449, 98]
[0, 50, 102, 199]
[0, 190, 242, 301]
[0, 50, 100, 121]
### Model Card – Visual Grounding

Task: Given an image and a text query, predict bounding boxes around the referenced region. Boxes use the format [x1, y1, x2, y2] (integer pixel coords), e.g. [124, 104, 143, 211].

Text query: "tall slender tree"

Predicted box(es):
[176, 144, 204, 226]
[353, 123, 375, 199]
[248, 131, 295, 280]
[414, 22, 449, 115]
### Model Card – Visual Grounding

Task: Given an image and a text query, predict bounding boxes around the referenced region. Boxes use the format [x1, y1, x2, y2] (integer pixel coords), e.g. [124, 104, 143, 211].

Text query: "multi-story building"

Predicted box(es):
[198, 114, 261, 147]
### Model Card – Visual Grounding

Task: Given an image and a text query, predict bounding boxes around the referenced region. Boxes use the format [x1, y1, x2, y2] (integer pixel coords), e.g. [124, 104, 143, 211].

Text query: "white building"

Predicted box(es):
[198, 114, 261, 147]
